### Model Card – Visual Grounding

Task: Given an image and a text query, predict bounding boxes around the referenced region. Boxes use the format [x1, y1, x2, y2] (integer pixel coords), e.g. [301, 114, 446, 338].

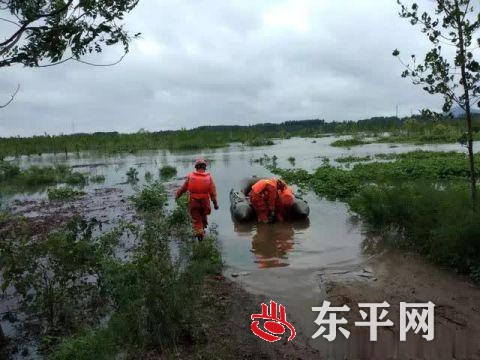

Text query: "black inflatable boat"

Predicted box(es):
[229, 189, 310, 222]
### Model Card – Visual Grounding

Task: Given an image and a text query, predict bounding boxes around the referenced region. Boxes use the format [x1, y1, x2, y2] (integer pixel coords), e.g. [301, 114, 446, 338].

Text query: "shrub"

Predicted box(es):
[130, 181, 167, 212]
[159, 165, 177, 180]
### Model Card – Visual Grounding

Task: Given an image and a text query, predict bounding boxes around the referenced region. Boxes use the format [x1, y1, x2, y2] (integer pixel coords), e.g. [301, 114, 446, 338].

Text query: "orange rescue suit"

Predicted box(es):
[249, 179, 277, 223]
[276, 186, 294, 221]
[176, 170, 217, 238]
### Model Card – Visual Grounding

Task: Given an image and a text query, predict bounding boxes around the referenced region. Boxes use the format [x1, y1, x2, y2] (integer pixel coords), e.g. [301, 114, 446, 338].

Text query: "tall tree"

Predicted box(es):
[0, 0, 140, 105]
[393, 0, 480, 210]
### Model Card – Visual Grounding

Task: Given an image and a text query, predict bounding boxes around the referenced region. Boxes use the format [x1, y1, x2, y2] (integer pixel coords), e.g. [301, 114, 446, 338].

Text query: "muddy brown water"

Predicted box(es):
[3, 136, 480, 359]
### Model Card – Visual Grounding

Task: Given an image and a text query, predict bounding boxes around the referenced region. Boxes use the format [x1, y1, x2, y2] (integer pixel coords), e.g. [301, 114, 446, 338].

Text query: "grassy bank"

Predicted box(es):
[271, 151, 480, 281]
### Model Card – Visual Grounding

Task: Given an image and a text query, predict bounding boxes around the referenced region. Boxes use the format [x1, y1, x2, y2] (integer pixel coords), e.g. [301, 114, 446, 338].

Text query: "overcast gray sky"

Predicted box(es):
[1, 0, 446, 137]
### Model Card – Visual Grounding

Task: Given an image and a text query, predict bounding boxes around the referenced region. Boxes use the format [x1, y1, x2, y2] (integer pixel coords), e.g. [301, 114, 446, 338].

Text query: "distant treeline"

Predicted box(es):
[1, 115, 480, 158]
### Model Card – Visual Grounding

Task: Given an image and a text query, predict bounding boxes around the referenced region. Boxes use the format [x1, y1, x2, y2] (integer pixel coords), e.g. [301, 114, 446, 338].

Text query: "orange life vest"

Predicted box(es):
[278, 186, 294, 207]
[187, 171, 212, 199]
[251, 179, 276, 194]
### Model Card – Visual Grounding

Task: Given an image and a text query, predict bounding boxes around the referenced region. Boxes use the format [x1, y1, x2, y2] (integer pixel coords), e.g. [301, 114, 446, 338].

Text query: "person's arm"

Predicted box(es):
[176, 177, 189, 199]
[210, 178, 219, 209]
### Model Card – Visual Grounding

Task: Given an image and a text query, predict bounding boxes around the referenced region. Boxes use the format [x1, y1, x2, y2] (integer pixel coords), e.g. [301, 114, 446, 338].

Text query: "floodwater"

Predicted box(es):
[3, 135, 480, 359]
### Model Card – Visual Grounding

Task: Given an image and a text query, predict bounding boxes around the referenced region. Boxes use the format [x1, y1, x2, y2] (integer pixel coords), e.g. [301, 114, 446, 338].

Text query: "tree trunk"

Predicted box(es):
[455, 0, 477, 211]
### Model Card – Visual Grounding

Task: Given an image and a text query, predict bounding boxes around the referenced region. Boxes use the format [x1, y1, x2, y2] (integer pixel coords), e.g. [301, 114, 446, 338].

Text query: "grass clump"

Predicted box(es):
[130, 181, 167, 212]
[126, 167, 139, 183]
[89, 175, 106, 183]
[336, 155, 371, 163]
[159, 165, 177, 180]
[330, 138, 370, 147]
[47, 187, 86, 201]
[245, 138, 274, 146]
[0, 162, 88, 192]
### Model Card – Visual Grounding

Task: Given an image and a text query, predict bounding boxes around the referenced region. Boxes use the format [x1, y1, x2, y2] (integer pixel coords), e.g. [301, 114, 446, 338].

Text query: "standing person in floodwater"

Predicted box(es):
[249, 178, 284, 223]
[176, 159, 219, 241]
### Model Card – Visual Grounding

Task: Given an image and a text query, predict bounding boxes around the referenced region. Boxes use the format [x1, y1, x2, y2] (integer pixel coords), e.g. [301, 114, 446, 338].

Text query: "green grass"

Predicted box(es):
[336, 155, 371, 163]
[350, 183, 480, 280]
[89, 175, 106, 183]
[129, 181, 168, 212]
[47, 187, 86, 201]
[159, 165, 177, 180]
[0, 162, 88, 192]
[330, 138, 371, 147]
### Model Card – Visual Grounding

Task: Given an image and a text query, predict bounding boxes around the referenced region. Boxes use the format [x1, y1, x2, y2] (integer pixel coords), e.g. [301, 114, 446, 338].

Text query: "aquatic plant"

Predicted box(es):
[287, 157, 296, 166]
[126, 167, 139, 183]
[330, 138, 370, 147]
[159, 165, 177, 180]
[90, 175, 106, 183]
[130, 181, 167, 212]
[47, 187, 86, 201]
[336, 155, 371, 163]
[144, 171, 153, 182]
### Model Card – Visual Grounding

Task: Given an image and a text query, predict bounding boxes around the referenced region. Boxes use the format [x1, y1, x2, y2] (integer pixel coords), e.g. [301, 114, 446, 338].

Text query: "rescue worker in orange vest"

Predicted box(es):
[275, 180, 295, 222]
[249, 178, 283, 223]
[176, 159, 218, 240]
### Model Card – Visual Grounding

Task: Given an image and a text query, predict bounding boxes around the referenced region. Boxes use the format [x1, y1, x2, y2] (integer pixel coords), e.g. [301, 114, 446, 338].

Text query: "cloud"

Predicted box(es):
[0, 0, 446, 136]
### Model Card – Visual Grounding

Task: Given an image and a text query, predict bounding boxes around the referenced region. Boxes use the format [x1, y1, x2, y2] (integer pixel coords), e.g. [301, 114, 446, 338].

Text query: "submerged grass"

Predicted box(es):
[0, 161, 88, 193]
[47, 187, 86, 201]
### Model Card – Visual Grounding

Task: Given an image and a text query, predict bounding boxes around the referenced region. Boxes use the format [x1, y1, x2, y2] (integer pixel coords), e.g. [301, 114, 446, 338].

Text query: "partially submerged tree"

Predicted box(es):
[0, 0, 141, 105]
[393, 0, 480, 210]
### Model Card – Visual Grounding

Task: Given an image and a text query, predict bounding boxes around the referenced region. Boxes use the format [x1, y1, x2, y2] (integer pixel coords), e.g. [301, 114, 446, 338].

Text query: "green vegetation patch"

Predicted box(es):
[159, 165, 177, 180]
[130, 181, 168, 212]
[0, 162, 88, 193]
[48, 187, 86, 201]
[330, 138, 371, 147]
[336, 155, 372, 163]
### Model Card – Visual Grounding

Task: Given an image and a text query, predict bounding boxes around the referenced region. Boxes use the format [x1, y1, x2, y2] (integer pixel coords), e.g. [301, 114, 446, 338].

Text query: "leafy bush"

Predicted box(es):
[130, 181, 167, 212]
[159, 165, 177, 180]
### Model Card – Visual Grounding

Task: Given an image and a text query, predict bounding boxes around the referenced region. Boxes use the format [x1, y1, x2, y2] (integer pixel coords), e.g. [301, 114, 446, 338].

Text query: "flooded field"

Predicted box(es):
[3, 136, 480, 359]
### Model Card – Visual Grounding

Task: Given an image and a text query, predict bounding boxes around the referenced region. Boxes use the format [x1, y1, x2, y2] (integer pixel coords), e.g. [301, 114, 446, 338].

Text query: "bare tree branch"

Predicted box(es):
[0, 84, 20, 108]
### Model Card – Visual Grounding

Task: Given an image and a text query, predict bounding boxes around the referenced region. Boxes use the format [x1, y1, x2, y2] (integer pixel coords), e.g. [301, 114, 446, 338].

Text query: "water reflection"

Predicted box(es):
[233, 219, 310, 269]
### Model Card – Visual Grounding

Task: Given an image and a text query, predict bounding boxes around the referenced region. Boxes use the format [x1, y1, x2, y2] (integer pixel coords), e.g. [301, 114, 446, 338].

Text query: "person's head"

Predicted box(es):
[194, 158, 207, 171]
[276, 179, 286, 191]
